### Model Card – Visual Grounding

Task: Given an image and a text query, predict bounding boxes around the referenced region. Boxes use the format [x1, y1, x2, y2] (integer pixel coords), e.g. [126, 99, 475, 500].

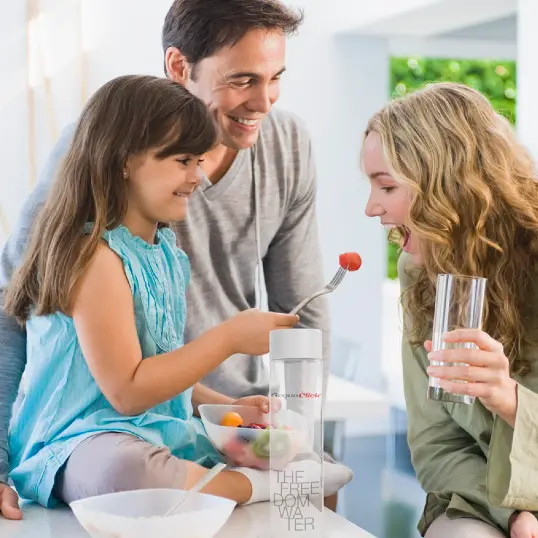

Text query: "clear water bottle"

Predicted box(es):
[268, 328, 324, 538]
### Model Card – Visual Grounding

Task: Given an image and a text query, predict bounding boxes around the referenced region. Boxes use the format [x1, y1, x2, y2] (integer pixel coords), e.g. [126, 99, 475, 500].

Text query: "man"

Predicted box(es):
[0, 0, 339, 518]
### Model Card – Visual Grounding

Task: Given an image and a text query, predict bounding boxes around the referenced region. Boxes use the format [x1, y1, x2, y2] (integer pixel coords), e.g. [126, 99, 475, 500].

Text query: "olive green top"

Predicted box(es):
[398, 253, 538, 536]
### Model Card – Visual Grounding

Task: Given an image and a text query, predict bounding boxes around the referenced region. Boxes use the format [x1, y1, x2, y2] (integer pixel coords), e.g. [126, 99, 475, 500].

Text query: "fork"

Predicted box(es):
[289, 267, 348, 316]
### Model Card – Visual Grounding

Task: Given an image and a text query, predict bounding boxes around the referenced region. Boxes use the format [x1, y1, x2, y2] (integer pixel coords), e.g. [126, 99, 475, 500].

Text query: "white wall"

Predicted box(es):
[0, 0, 88, 237]
[82, 0, 171, 88]
[0, 0, 172, 245]
[357, 0, 516, 37]
[0, 1, 32, 241]
[388, 36, 516, 60]
[287, 0, 443, 35]
[517, 0, 538, 159]
[278, 26, 390, 390]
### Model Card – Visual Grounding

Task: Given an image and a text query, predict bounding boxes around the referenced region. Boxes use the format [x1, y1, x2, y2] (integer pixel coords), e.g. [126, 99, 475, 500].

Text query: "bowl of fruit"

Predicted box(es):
[199, 404, 307, 470]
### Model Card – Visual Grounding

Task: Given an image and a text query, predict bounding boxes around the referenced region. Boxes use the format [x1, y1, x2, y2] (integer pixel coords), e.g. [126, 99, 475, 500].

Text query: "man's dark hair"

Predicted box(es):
[162, 0, 303, 77]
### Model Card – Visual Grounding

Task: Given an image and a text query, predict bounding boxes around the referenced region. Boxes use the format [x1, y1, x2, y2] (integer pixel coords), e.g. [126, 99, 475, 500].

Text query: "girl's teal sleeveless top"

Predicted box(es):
[9, 225, 222, 507]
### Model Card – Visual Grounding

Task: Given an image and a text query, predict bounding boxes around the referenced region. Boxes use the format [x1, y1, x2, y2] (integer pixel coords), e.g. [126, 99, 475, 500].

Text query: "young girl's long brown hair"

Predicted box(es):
[5, 75, 217, 324]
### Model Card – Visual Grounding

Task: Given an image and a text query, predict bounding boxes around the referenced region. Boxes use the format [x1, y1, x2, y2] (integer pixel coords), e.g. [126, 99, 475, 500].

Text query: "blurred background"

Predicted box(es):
[0, 1, 535, 536]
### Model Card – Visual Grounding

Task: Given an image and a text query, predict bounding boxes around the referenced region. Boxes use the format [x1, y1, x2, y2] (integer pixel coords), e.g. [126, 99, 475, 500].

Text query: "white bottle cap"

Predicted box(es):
[269, 328, 322, 361]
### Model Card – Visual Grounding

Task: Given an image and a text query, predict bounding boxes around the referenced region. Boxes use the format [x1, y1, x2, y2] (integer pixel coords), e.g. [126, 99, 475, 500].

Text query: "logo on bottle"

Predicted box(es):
[271, 392, 322, 399]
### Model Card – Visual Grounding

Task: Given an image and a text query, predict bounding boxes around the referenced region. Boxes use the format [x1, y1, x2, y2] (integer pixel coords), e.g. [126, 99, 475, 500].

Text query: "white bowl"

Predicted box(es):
[199, 404, 308, 470]
[70, 488, 235, 538]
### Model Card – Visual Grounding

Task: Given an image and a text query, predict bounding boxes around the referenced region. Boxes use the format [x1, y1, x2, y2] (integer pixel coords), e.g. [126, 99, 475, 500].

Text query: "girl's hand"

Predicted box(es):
[511, 511, 538, 538]
[232, 395, 282, 414]
[225, 310, 299, 357]
[425, 329, 518, 426]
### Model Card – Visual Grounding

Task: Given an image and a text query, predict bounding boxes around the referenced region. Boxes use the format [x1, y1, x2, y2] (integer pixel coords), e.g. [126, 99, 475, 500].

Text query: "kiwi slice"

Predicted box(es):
[252, 430, 291, 459]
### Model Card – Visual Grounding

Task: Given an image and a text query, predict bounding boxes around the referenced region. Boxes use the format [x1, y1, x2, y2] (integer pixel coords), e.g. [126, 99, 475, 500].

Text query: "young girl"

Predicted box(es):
[3, 75, 314, 508]
[363, 83, 538, 538]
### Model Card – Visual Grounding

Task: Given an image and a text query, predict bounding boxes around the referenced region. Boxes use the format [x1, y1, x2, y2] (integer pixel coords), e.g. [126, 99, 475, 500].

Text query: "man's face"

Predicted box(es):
[185, 29, 286, 151]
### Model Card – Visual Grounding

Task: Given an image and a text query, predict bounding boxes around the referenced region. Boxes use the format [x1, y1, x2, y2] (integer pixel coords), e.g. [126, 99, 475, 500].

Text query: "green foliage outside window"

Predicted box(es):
[386, 57, 517, 280]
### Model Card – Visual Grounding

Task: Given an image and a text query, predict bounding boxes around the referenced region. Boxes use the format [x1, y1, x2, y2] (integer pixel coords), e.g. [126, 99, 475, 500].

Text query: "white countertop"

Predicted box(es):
[325, 374, 389, 422]
[1, 501, 376, 538]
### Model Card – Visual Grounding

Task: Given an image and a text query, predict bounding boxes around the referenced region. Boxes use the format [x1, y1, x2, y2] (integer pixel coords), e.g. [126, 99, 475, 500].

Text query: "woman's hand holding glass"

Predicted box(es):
[426, 328, 518, 427]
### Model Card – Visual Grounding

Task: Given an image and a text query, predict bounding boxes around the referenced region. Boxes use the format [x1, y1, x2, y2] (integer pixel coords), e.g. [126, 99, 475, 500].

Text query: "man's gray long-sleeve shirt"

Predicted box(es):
[0, 107, 330, 483]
